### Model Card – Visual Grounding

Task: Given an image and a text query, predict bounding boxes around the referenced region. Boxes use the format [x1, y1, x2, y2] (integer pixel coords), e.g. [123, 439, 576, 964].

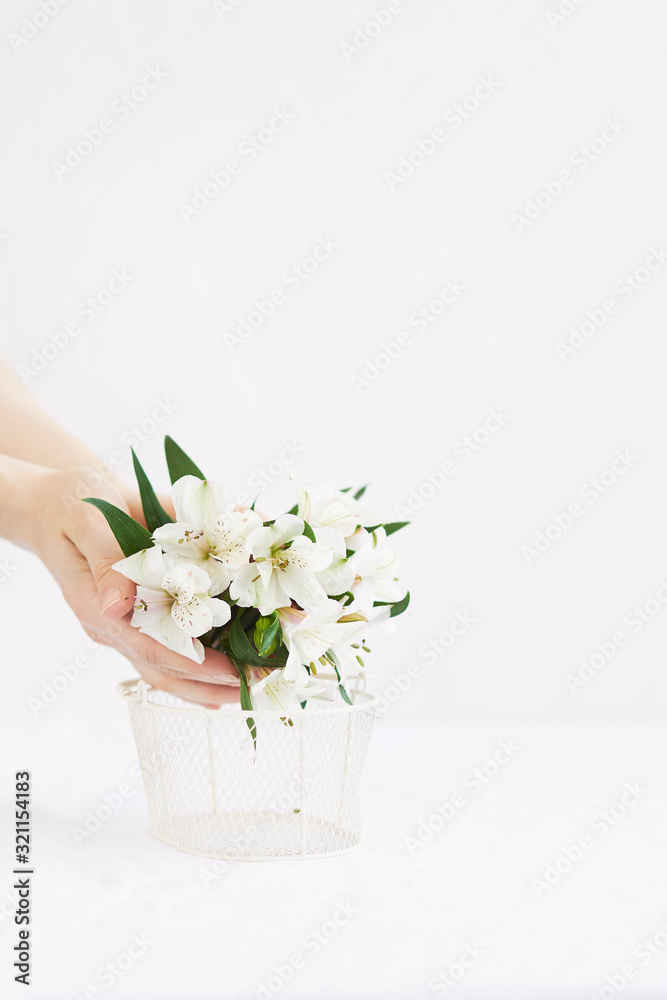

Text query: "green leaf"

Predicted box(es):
[239, 606, 261, 633]
[330, 590, 355, 607]
[385, 521, 410, 536]
[82, 499, 153, 557]
[254, 612, 281, 656]
[237, 665, 253, 712]
[373, 590, 410, 616]
[353, 485, 367, 500]
[164, 435, 205, 485]
[229, 616, 286, 668]
[338, 684, 353, 705]
[131, 449, 174, 534]
[327, 650, 354, 705]
[302, 520, 316, 543]
[229, 654, 256, 749]
[287, 504, 298, 515]
[366, 521, 410, 536]
[390, 591, 410, 617]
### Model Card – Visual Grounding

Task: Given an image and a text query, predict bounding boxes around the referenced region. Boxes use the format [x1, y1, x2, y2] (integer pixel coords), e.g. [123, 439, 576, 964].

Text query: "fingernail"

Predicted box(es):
[101, 587, 122, 613]
[215, 674, 241, 685]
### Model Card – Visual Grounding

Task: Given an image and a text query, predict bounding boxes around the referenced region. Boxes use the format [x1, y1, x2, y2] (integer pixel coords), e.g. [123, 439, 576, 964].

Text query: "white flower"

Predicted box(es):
[152, 476, 260, 595]
[292, 480, 378, 539]
[347, 527, 406, 615]
[230, 514, 333, 615]
[327, 619, 372, 685]
[277, 599, 366, 681]
[113, 546, 231, 663]
[248, 666, 330, 713]
[313, 527, 356, 596]
[327, 598, 396, 685]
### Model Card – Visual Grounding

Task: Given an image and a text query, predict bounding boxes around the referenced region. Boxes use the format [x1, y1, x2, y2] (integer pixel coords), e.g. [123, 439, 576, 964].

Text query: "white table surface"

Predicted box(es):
[2, 712, 666, 1000]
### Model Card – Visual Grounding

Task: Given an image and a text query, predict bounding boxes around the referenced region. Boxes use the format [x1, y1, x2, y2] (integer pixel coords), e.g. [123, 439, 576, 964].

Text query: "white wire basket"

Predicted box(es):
[118, 679, 378, 862]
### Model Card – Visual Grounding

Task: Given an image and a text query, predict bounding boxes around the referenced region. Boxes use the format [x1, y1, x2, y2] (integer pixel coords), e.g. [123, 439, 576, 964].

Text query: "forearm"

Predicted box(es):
[0, 358, 102, 470]
[0, 358, 135, 510]
[0, 453, 49, 550]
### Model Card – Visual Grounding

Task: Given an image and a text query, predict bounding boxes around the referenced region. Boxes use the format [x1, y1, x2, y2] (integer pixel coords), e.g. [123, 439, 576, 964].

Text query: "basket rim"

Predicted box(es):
[117, 679, 378, 716]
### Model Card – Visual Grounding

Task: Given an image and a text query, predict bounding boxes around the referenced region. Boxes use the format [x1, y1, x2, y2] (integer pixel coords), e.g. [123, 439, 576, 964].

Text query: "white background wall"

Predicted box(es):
[2, 0, 667, 729]
[4, 5, 667, 1000]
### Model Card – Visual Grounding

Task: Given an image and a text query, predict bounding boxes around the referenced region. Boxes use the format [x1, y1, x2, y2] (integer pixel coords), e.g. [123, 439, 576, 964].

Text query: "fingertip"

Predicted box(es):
[202, 647, 234, 669]
[101, 591, 135, 620]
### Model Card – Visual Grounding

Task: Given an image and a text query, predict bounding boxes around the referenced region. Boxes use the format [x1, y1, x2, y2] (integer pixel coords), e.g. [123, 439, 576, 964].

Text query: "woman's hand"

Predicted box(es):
[11, 463, 240, 708]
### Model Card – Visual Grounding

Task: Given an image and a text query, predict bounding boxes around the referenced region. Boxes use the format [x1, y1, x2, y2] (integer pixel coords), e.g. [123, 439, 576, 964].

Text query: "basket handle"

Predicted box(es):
[117, 679, 150, 704]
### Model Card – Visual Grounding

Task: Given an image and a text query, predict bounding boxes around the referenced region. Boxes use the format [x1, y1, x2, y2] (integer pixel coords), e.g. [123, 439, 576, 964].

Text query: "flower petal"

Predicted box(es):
[285, 537, 333, 573]
[171, 475, 234, 525]
[230, 564, 288, 615]
[209, 597, 232, 627]
[246, 514, 304, 559]
[170, 594, 214, 637]
[153, 521, 208, 562]
[131, 587, 173, 628]
[113, 546, 167, 590]
[161, 563, 212, 601]
[280, 565, 327, 612]
[138, 613, 204, 663]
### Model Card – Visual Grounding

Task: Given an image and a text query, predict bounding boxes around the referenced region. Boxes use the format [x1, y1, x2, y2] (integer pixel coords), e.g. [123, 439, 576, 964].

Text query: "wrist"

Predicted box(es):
[0, 456, 52, 551]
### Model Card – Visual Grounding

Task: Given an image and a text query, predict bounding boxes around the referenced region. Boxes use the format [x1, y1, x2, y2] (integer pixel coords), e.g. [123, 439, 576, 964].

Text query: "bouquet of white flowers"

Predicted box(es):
[85, 436, 409, 725]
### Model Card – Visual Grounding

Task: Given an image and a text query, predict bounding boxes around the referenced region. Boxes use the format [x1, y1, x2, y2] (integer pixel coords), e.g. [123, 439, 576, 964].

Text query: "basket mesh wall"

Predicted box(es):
[120, 682, 377, 861]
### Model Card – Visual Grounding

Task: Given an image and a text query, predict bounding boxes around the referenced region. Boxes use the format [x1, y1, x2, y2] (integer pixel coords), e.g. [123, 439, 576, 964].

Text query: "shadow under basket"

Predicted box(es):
[118, 680, 378, 862]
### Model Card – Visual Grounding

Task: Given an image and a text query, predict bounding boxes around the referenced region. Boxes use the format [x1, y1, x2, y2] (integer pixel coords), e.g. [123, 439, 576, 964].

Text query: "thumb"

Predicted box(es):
[99, 575, 137, 620]
[76, 515, 137, 620]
